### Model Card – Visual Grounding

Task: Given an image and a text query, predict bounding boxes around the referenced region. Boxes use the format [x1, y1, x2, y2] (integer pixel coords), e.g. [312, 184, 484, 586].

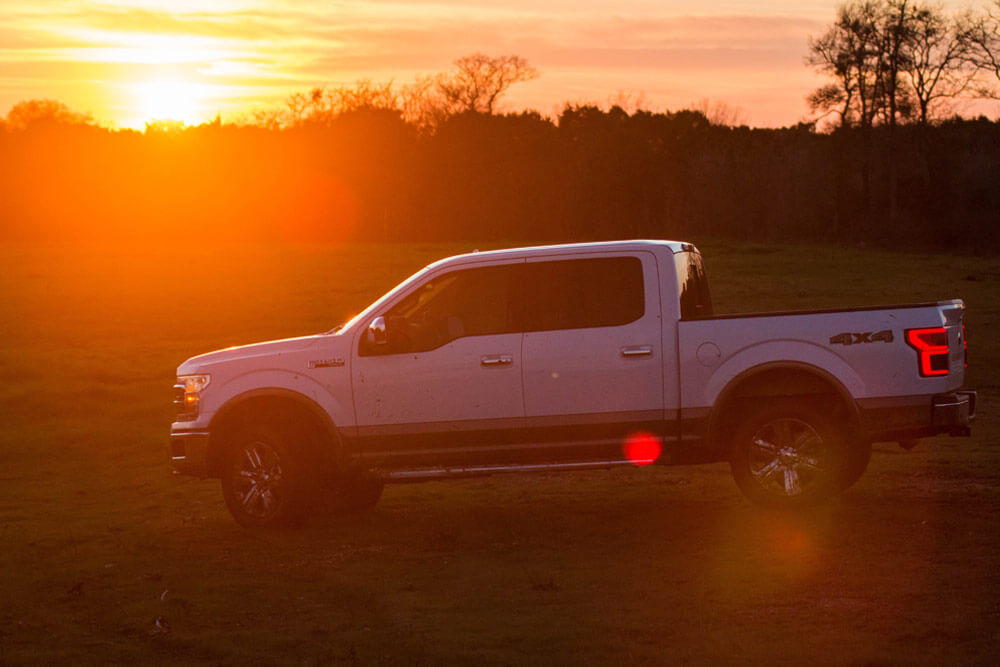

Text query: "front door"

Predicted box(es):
[350, 261, 525, 466]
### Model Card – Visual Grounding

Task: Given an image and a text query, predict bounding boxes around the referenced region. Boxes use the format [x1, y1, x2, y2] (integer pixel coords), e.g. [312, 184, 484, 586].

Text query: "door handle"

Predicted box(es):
[621, 346, 653, 358]
[481, 354, 513, 367]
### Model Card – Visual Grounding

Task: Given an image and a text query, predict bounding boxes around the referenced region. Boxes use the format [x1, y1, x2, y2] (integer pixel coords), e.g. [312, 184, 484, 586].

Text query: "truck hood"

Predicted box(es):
[177, 334, 326, 374]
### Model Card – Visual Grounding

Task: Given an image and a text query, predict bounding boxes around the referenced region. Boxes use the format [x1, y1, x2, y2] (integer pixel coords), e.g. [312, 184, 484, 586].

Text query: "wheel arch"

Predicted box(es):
[707, 361, 863, 458]
[205, 388, 343, 477]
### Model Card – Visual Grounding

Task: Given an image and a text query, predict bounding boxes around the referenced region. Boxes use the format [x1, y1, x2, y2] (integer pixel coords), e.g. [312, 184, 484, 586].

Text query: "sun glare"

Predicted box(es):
[133, 79, 209, 126]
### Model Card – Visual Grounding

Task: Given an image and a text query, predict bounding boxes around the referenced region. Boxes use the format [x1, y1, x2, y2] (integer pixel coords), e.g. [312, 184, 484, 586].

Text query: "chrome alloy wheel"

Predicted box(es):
[747, 418, 827, 497]
[231, 441, 285, 520]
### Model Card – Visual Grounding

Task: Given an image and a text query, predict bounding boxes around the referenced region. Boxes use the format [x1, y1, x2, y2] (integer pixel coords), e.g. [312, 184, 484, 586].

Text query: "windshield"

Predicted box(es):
[332, 263, 437, 334]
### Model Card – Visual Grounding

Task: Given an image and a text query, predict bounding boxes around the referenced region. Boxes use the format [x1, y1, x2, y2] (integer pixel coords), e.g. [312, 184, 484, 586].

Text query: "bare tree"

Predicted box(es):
[285, 88, 326, 126]
[965, 0, 1000, 96]
[435, 53, 539, 114]
[401, 74, 452, 130]
[246, 108, 285, 130]
[688, 98, 747, 126]
[279, 81, 403, 128]
[608, 90, 653, 114]
[901, 4, 976, 125]
[332, 79, 399, 113]
[877, 0, 916, 130]
[806, 0, 992, 232]
[807, 0, 978, 127]
[877, 0, 916, 228]
[807, 1, 884, 129]
[242, 55, 539, 131]
[807, 25, 859, 126]
[807, 1, 887, 232]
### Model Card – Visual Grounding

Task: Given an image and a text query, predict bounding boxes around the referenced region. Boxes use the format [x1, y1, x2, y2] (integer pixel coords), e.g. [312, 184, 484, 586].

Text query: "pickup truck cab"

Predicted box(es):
[169, 241, 976, 526]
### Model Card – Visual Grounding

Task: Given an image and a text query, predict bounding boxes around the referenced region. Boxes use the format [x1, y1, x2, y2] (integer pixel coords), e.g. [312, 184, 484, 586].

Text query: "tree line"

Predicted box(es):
[1, 1, 998, 250]
[807, 0, 1000, 231]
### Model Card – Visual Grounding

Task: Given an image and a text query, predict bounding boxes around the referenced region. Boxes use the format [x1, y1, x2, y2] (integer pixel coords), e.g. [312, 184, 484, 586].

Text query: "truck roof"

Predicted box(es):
[428, 240, 695, 270]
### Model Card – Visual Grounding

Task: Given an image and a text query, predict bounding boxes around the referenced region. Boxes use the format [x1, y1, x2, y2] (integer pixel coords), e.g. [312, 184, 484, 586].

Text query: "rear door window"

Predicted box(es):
[518, 256, 644, 331]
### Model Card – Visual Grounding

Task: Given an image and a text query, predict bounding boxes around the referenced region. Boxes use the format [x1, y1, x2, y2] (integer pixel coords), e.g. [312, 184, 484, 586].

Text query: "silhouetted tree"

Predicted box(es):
[806, 1, 986, 230]
[688, 98, 747, 126]
[808, 1, 980, 128]
[2, 53, 999, 251]
[400, 74, 453, 131]
[967, 1, 1000, 95]
[435, 54, 539, 114]
[808, 2, 883, 129]
[3, 99, 93, 130]
[808, 1, 883, 231]
[902, 5, 977, 125]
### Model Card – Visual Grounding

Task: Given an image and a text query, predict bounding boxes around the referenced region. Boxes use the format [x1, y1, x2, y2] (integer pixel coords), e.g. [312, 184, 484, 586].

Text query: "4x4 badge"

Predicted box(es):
[829, 330, 894, 346]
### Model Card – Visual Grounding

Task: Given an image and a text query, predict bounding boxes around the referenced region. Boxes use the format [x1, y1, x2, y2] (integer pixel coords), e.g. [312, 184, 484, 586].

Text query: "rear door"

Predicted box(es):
[519, 252, 664, 461]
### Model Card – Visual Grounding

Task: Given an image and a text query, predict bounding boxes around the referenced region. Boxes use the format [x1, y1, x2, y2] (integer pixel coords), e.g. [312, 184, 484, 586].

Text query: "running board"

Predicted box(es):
[377, 459, 637, 482]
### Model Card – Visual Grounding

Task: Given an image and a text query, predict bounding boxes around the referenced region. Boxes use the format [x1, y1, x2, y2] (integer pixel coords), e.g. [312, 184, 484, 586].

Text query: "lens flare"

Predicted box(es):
[623, 432, 661, 466]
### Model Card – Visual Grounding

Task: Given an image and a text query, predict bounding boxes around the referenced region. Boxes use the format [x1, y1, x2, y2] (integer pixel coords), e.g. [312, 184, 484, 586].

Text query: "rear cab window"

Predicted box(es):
[675, 251, 713, 319]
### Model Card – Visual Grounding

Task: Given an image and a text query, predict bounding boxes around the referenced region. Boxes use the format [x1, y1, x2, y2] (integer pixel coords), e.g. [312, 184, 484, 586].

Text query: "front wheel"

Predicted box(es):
[221, 423, 316, 528]
[729, 402, 848, 509]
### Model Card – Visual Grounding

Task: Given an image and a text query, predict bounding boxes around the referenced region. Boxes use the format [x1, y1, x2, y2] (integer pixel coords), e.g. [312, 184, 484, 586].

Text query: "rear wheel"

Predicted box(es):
[730, 402, 848, 509]
[221, 422, 317, 528]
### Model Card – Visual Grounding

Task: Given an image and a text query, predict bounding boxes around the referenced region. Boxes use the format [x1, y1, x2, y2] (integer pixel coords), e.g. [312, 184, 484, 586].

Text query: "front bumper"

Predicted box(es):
[168, 429, 211, 477]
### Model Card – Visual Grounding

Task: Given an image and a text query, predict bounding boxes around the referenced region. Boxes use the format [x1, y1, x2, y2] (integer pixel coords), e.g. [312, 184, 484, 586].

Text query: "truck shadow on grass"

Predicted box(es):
[167, 463, 997, 662]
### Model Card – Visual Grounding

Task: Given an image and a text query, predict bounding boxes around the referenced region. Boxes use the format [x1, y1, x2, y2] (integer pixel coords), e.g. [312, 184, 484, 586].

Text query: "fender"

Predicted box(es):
[706, 359, 863, 455]
[205, 368, 351, 434]
[210, 386, 340, 436]
[701, 339, 866, 407]
[204, 385, 346, 477]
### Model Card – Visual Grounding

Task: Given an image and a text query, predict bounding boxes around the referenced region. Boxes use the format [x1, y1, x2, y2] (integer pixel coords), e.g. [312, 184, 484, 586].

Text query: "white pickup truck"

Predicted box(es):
[169, 241, 976, 527]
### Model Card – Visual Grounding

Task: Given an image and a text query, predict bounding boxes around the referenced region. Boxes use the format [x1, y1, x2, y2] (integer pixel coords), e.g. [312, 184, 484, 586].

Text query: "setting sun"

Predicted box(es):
[133, 79, 211, 126]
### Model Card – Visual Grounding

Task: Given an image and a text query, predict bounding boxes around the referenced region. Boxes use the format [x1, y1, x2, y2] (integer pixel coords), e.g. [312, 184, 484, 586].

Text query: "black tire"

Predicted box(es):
[840, 440, 872, 491]
[332, 468, 384, 514]
[729, 401, 848, 509]
[220, 422, 317, 528]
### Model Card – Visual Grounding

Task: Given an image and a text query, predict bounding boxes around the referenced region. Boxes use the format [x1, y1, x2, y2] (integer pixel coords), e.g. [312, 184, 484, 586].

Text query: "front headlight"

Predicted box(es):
[174, 374, 211, 421]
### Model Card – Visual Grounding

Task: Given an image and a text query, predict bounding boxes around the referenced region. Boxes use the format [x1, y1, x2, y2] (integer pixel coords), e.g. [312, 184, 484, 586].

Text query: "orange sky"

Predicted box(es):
[0, 0, 994, 129]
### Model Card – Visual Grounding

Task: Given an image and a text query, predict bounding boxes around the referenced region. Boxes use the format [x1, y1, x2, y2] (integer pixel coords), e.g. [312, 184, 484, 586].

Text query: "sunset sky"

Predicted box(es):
[0, 0, 993, 129]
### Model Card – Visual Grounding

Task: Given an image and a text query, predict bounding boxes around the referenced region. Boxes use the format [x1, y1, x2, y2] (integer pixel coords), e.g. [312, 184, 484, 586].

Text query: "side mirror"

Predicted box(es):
[366, 316, 388, 347]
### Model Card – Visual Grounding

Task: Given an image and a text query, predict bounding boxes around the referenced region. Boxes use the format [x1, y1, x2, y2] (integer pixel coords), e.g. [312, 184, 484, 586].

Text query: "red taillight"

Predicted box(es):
[906, 327, 950, 377]
[963, 323, 968, 369]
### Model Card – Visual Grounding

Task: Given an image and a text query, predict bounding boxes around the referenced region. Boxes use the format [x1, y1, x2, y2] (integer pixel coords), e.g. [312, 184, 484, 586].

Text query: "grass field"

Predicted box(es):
[1, 239, 998, 664]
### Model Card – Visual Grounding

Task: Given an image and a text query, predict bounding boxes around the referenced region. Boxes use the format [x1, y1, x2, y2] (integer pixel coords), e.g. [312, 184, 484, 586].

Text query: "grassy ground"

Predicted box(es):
[1, 239, 998, 664]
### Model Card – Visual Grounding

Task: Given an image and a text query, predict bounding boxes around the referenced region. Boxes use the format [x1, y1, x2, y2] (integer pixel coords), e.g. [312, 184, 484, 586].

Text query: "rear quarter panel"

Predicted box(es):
[677, 302, 966, 410]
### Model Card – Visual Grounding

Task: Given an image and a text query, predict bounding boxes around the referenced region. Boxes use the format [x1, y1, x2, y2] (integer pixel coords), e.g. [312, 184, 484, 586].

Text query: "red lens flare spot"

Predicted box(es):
[623, 432, 661, 466]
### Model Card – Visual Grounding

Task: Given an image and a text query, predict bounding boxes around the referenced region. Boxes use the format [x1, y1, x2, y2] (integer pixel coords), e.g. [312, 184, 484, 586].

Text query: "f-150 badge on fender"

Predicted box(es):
[308, 358, 345, 368]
